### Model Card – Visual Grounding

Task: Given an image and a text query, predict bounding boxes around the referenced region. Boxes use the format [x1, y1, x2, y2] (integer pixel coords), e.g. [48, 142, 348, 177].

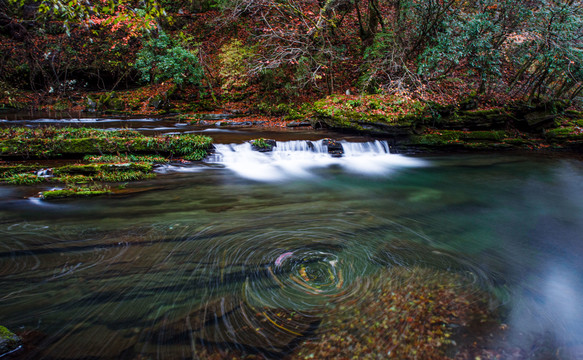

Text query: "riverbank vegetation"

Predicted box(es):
[0, 0, 580, 113]
[0, 127, 212, 159]
[0, 127, 212, 198]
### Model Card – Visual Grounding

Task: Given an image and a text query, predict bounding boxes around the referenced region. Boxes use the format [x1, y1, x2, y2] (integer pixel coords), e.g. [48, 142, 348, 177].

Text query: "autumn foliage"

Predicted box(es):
[0, 0, 581, 111]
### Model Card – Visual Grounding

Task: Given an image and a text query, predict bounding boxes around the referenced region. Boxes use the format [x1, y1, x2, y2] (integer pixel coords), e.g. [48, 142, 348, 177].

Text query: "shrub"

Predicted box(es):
[134, 31, 204, 87]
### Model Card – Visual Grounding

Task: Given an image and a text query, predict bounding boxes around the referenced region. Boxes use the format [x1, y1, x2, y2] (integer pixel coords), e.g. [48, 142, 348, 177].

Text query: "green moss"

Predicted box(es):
[409, 130, 508, 147]
[41, 188, 111, 200]
[53, 163, 153, 176]
[460, 130, 507, 140]
[84, 154, 169, 163]
[251, 138, 273, 149]
[545, 126, 583, 140]
[502, 138, 534, 146]
[0, 326, 15, 338]
[96, 171, 156, 182]
[182, 148, 208, 161]
[312, 95, 426, 131]
[0, 165, 41, 177]
[4, 173, 44, 185]
[0, 325, 21, 354]
[54, 175, 94, 184]
[565, 110, 583, 117]
[256, 102, 310, 120]
[1, 161, 157, 187]
[0, 127, 213, 159]
[459, 109, 503, 116]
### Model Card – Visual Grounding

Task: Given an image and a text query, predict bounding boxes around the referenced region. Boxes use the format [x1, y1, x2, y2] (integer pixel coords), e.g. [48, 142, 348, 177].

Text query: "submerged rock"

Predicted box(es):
[0, 326, 21, 356]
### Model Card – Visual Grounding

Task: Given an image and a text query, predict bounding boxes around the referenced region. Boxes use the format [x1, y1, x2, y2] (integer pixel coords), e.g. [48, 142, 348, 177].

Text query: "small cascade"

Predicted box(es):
[342, 140, 390, 155]
[209, 139, 425, 182]
[36, 168, 53, 178]
[272, 140, 327, 153]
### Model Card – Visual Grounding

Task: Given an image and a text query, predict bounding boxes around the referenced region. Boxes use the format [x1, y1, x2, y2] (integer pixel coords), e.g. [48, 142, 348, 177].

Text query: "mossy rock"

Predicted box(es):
[0, 128, 213, 159]
[97, 92, 125, 111]
[250, 138, 276, 152]
[0, 165, 41, 177]
[53, 163, 153, 176]
[41, 189, 111, 200]
[545, 126, 583, 141]
[0, 326, 21, 355]
[312, 95, 425, 134]
[408, 130, 509, 149]
[502, 137, 536, 147]
[1, 163, 157, 185]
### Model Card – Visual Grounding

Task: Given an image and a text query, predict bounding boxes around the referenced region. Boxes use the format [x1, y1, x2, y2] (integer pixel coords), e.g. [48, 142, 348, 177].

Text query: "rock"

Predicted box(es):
[251, 139, 276, 152]
[0, 326, 22, 356]
[150, 98, 162, 109]
[524, 111, 556, 129]
[459, 95, 478, 111]
[322, 138, 344, 157]
[201, 113, 235, 121]
[86, 97, 97, 112]
[511, 101, 567, 132]
[286, 121, 312, 128]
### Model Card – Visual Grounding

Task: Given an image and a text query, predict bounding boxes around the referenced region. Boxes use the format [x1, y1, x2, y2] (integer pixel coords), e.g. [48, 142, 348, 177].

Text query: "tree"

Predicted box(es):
[509, 0, 583, 101]
[0, 0, 168, 91]
[5, 0, 166, 33]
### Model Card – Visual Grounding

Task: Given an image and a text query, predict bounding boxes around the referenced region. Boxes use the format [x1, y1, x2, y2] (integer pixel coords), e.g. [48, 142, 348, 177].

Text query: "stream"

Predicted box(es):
[1, 116, 583, 359]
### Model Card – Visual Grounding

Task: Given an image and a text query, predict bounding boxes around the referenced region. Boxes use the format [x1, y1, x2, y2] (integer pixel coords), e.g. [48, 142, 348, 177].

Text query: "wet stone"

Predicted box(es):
[251, 139, 276, 152]
[286, 121, 312, 128]
[0, 326, 21, 356]
[323, 138, 344, 157]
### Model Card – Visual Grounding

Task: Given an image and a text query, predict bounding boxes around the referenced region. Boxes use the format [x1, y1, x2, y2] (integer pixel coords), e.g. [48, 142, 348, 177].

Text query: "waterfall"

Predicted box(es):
[36, 168, 53, 177]
[209, 139, 425, 182]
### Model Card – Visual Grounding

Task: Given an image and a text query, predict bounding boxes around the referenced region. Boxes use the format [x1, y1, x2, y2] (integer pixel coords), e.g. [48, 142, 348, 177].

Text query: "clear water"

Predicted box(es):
[1, 139, 583, 359]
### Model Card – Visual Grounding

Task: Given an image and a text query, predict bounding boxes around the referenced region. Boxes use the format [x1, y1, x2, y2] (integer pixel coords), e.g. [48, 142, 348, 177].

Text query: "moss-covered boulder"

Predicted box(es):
[250, 138, 276, 152]
[405, 130, 513, 151]
[312, 94, 424, 134]
[0, 326, 21, 355]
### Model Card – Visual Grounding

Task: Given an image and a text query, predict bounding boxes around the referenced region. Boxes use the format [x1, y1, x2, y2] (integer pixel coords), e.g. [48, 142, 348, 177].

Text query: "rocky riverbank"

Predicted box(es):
[309, 95, 583, 153]
[0, 127, 213, 199]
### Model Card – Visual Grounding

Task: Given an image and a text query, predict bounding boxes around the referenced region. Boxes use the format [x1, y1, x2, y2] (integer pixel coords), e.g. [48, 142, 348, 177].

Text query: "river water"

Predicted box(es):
[1, 119, 583, 359]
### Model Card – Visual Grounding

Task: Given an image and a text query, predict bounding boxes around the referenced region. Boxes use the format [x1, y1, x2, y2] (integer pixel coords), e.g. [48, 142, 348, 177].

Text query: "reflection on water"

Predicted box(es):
[0, 152, 582, 359]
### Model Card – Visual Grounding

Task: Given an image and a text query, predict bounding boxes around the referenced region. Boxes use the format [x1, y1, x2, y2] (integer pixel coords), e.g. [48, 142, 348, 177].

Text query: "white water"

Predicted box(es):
[209, 140, 426, 182]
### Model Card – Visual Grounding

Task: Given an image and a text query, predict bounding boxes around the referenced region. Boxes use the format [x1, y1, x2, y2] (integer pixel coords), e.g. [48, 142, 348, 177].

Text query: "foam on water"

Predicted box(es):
[210, 139, 426, 182]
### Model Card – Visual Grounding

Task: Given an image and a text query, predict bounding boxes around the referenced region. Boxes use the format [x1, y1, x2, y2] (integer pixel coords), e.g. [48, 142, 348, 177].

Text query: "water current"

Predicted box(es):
[1, 125, 582, 358]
